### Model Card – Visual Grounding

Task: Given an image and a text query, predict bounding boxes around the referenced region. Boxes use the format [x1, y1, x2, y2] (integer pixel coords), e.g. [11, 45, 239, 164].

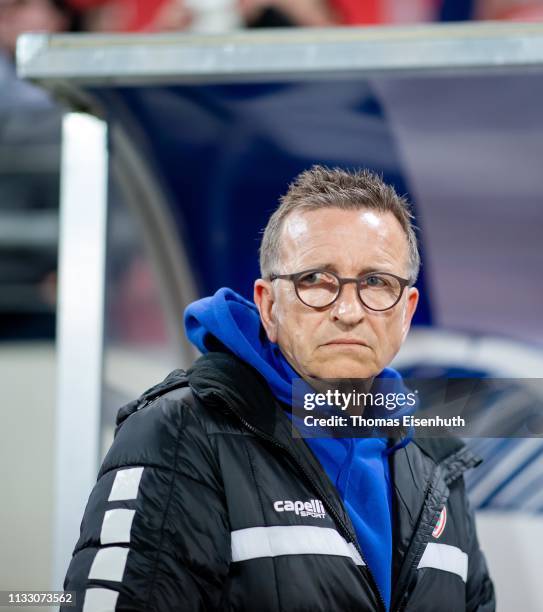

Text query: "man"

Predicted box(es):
[64, 166, 495, 611]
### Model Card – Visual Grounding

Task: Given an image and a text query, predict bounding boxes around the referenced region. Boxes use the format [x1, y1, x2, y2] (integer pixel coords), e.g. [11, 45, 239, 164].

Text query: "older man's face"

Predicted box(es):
[255, 207, 419, 379]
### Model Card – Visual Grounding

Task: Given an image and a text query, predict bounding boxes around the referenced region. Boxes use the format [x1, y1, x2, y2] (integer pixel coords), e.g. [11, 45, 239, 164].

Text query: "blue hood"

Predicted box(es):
[184, 287, 413, 611]
[185, 287, 296, 405]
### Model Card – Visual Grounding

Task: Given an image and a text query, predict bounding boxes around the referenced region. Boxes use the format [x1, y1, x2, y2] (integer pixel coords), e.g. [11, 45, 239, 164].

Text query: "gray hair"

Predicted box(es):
[259, 165, 420, 284]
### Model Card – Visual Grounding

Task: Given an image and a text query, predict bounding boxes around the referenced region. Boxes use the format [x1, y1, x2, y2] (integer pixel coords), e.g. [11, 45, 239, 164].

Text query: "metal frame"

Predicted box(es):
[16, 22, 543, 88]
[53, 113, 108, 589]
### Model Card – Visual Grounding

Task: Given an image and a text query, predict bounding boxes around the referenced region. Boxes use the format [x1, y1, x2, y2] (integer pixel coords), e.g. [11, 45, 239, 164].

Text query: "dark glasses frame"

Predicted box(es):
[268, 268, 412, 312]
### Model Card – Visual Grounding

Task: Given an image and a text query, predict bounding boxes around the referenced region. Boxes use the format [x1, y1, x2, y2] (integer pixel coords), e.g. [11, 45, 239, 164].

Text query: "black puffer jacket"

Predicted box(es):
[64, 352, 495, 611]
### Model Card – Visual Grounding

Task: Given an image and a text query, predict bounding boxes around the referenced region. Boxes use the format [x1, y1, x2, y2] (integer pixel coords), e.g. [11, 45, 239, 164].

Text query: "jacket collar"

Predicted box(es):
[413, 437, 481, 483]
[187, 351, 283, 438]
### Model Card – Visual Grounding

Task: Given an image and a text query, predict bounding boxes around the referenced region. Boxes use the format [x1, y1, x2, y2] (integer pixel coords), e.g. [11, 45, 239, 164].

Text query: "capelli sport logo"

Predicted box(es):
[274, 499, 326, 518]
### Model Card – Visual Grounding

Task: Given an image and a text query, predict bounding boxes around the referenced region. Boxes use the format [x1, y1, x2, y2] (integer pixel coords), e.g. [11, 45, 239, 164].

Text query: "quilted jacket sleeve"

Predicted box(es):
[463, 479, 496, 612]
[62, 389, 231, 611]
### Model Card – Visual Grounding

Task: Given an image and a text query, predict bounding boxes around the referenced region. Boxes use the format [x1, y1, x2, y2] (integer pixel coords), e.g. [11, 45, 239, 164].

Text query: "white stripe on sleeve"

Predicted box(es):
[89, 547, 129, 582]
[108, 467, 144, 501]
[231, 525, 365, 566]
[100, 509, 136, 545]
[417, 542, 468, 582]
[82, 588, 119, 612]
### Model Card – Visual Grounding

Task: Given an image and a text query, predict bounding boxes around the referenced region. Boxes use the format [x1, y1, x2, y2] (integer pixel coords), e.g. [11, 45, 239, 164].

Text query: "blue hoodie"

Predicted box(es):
[185, 287, 412, 611]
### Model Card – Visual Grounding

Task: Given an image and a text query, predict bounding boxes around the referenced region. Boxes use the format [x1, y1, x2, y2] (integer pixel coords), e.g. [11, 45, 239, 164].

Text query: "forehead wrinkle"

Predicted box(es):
[278, 209, 410, 276]
[280, 226, 332, 263]
[370, 231, 411, 274]
[284, 233, 405, 273]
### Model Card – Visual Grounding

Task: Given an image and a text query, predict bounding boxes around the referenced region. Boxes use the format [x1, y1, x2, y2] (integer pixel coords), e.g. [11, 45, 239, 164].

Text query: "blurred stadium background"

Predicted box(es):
[2, 1, 543, 610]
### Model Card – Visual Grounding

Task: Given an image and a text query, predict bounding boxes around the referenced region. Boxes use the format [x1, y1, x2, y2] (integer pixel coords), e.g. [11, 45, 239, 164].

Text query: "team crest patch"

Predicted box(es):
[432, 506, 447, 538]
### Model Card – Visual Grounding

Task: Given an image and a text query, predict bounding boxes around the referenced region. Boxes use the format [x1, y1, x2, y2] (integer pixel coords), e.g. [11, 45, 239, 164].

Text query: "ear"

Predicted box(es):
[254, 278, 278, 343]
[401, 287, 419, 343]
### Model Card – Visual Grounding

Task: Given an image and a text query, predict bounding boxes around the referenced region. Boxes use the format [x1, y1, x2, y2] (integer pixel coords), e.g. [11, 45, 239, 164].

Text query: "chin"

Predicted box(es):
[310, 358, 378, 380]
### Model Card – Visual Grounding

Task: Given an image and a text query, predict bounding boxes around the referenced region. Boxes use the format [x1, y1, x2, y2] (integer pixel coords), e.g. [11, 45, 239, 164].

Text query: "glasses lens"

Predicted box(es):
[359, 273, 402, 310]
[296, 271, 339, 307]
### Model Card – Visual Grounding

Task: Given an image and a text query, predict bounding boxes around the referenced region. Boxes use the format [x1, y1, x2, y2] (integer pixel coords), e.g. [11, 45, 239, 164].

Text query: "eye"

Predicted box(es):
[364, 274, 387, 288]
[297, 271, 338, 290]
[299, 272, 322, 285]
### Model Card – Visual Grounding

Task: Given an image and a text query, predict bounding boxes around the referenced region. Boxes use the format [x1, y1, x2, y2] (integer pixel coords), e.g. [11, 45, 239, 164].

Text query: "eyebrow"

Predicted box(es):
[305, 263, 394, 275]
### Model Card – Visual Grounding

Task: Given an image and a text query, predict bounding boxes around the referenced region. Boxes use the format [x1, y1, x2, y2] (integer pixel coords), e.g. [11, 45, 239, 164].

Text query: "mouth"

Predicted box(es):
[322, 339, 369, 348]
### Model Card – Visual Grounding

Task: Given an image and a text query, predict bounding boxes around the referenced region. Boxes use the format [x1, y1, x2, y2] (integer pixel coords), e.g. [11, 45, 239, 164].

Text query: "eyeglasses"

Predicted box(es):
[268, 269, 412, 312]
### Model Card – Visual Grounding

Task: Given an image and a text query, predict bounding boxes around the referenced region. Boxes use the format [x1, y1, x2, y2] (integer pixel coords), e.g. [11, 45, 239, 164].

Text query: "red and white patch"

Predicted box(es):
[432, 506, 447, 538]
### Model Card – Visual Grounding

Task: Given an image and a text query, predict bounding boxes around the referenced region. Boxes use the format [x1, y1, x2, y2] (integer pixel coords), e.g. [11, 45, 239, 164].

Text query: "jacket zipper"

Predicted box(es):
[213, 393, 387, 612]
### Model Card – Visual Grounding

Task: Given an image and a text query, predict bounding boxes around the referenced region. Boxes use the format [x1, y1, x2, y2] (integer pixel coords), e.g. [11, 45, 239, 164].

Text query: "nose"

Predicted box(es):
[330, 281, 365, 326]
